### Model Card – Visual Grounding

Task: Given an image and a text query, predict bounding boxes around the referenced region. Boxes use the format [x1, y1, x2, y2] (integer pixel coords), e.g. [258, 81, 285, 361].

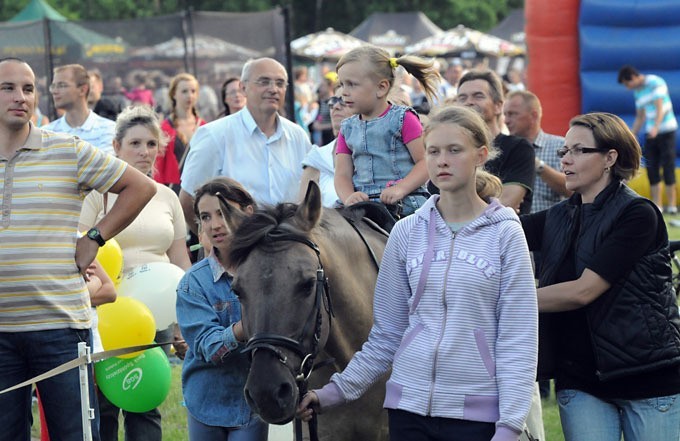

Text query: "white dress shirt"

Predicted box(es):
[180, 107, 312, 205]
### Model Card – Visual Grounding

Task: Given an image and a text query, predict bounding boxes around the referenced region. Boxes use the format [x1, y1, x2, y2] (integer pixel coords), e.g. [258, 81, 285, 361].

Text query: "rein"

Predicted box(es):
[241, 230, 332, 441]
[343, 217, 384, 270]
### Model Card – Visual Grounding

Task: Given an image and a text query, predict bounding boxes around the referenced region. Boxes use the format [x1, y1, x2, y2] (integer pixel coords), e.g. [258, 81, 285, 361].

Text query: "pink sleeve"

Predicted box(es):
[401, 110, 423, 145]
[335, 132, 352, 155]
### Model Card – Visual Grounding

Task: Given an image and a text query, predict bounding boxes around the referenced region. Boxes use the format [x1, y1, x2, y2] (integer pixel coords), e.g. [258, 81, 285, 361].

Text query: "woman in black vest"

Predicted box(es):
[521, 112, 680, 441]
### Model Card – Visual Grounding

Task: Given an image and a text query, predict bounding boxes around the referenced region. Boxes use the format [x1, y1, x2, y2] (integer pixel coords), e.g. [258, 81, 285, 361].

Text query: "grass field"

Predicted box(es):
[32, 364, 567, 441]
[31, 214, 680, 440]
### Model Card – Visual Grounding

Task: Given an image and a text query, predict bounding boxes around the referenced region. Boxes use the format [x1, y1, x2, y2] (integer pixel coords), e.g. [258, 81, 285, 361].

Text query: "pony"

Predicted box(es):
[229, 182, 389, 441]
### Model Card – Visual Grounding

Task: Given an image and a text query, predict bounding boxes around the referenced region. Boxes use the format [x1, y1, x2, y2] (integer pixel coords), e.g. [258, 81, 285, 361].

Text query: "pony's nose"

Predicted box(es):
[244, 356, 298, 424]
[274, 381, 294, 407]
[245, 378, 294, 409]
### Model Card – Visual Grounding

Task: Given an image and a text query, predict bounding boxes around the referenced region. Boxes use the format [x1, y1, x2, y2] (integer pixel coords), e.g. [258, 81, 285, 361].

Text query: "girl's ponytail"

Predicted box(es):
[475, 169, 503, 201]
[393, 55, 441, 103]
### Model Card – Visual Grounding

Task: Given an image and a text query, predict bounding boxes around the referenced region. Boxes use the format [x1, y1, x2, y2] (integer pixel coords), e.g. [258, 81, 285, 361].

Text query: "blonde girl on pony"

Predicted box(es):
[334, 45, 440, 216]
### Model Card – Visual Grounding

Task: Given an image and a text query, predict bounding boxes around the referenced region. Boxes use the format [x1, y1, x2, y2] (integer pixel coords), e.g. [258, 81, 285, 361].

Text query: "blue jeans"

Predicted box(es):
[0, 328, 100, 441]
[557, 388, 680, 441]
[187, 412, 268, 441]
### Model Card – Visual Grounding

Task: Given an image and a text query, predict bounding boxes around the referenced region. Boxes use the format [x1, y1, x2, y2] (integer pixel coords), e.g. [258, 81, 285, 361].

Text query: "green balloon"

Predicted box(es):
[95, 346, 171, 413]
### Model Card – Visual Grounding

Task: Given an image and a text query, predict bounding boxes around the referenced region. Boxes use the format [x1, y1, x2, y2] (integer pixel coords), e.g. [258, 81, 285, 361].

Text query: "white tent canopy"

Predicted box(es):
[405, 24, 524, 58]
[291, 28, 366, 61]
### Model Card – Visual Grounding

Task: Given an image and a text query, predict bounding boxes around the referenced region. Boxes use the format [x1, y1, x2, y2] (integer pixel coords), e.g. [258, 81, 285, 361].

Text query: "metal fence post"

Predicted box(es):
[78, 342, 93, 441]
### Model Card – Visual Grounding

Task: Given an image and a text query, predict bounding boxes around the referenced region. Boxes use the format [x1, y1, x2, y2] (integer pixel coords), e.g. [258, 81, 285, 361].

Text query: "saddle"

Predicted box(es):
[346, 201, 396, 234]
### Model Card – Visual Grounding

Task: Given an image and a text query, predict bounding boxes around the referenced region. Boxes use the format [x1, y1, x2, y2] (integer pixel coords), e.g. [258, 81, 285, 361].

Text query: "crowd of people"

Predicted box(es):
[0, 43, 679, 441]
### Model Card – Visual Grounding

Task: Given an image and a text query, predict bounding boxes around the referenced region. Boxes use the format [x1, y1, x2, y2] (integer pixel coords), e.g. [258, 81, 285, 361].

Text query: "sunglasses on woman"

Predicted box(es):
[327, 96, 346, 107]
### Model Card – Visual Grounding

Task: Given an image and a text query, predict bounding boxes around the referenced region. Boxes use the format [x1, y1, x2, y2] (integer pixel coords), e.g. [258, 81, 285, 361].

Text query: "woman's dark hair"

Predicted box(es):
[193, 177, 256, 233]
[569, 112, 641, 181]
[220, 77, 241, 117]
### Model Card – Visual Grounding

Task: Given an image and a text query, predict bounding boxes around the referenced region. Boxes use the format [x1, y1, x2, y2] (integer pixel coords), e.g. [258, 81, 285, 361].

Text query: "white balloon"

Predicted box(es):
[118, 262, 185, 329]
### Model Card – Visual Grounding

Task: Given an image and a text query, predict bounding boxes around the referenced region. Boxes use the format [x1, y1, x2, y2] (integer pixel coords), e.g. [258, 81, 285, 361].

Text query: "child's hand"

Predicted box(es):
[86, 275, 103, 295]
[83, 262, 97, 282]
[172, 324, 189, 360]
[381, 185, 406, 205]
[344, 191, 369, 206]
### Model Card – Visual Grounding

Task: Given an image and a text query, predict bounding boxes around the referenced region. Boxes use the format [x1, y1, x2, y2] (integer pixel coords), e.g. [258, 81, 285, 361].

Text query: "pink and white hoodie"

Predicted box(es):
[315, 195, 538, 441]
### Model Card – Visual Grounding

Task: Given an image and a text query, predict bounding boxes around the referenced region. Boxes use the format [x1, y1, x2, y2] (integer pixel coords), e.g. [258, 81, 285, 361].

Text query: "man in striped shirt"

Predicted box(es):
[503, 90, 571, 213]
[619, 65, 679, 213]
[0, 57, 156, 441]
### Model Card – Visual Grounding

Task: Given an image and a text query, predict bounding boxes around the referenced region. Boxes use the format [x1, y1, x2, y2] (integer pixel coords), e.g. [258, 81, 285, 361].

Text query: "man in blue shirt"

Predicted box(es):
[618, 65, 678, 213]
[44, 64, 116, 155]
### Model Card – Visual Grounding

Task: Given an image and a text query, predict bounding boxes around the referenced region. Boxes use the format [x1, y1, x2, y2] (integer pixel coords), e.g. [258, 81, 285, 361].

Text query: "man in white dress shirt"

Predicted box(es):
[179, 58, 312, 233]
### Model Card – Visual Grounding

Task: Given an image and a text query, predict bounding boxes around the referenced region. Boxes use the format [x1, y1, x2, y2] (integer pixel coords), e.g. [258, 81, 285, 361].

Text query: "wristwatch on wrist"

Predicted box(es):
[86, 227, 106, 247]
[536, 160, 546, 176]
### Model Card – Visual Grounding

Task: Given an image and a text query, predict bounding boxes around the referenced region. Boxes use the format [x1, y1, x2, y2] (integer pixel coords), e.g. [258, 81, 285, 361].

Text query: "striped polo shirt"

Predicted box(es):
[0, 124, 126, 332]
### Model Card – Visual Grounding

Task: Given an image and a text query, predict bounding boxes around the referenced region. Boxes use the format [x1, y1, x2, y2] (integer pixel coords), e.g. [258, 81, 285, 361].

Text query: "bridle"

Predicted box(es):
[241, 229, 333, 441]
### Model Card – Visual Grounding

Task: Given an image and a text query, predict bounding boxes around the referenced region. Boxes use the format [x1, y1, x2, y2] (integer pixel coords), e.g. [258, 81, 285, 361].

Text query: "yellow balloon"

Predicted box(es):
[96, 238, 124, 287]
[98, 297, 156, 359]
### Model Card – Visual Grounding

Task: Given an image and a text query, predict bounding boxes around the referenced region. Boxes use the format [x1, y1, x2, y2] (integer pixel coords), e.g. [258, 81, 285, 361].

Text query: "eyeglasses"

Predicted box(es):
[327, 96, 345, 107]
[48, 82, 76, 91]
[226, 90, 245, 98]
[250, 78, 288, 89]
[557, 146, 608, 158]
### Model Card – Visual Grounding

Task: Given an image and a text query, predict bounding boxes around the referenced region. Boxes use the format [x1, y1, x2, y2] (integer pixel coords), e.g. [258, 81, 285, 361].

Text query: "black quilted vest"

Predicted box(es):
[537, 181, 680, 381]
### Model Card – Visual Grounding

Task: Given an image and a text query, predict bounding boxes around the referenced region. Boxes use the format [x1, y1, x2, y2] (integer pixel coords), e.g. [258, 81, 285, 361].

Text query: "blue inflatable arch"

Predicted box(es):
[579, 0, 680, 160]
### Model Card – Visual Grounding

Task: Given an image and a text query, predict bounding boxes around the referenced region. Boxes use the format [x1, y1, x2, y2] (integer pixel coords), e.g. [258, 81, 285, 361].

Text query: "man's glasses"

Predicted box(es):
[327, 96, 345, 107]
[251, 78, 288, 89]
[48, 82, 76, 91]
[557, 146, 608, 158]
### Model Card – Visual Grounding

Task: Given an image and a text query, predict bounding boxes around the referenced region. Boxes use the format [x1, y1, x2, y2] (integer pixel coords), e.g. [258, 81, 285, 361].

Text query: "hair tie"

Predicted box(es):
[389, 58, 398, 69]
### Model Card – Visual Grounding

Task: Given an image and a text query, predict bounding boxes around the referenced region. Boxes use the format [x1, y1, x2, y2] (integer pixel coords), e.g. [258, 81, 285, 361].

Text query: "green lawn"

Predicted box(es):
[32, 364, 566, 441]
[667, 215, 680, 240]
[543, 394, 564, 441]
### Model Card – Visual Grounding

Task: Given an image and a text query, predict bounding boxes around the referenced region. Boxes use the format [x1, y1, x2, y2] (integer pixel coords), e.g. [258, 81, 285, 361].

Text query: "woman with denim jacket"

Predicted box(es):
[176, 177, 268, 440]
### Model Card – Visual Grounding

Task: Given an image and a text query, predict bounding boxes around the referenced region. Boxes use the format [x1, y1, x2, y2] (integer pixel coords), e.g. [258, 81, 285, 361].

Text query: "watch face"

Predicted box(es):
[87, 228, 105, 245]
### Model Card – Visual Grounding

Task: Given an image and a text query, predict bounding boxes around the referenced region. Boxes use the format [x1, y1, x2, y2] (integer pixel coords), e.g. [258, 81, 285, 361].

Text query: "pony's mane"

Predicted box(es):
[229, 203, 315, 267]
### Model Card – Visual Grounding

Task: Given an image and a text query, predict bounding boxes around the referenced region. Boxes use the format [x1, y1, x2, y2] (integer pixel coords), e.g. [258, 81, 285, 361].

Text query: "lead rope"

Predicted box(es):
[294, 380, 319, 441]
[294, 269, 325, 441]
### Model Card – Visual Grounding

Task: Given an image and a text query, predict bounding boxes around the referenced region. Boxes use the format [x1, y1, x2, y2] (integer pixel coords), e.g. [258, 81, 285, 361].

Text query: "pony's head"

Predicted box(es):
[230, 182, 331, 424]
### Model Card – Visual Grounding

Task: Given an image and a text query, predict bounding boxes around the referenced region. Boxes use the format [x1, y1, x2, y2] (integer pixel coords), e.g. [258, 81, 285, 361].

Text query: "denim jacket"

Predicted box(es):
[176, 254, 257, 427]
[341, 104, 427, 215]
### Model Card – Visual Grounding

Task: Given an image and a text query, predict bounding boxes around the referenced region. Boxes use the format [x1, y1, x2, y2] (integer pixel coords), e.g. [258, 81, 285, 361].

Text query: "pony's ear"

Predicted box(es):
[215, 194, 241, 233]
[296, 180, 322, 231]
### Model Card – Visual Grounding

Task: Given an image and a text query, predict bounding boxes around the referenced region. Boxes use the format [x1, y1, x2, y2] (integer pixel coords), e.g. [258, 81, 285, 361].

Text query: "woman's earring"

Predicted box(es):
[604, 167, 610, 173]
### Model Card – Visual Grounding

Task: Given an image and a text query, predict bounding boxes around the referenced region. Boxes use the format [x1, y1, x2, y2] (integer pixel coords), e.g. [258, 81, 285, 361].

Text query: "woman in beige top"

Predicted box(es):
[79, 105, 190, 441]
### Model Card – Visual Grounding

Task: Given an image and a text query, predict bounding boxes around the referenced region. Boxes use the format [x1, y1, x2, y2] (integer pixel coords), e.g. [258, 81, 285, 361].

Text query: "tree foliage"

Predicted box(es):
[0, 0, 524, 36]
